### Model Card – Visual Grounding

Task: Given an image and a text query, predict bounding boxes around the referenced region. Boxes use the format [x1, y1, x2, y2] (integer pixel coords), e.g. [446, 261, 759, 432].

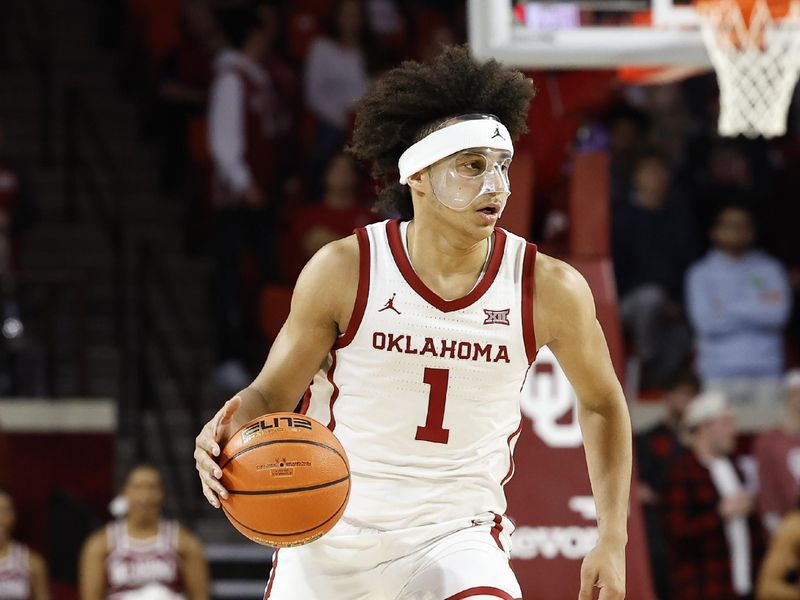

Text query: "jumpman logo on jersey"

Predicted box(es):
[491, 126, 505, 141]
[379, 293, 401, 315]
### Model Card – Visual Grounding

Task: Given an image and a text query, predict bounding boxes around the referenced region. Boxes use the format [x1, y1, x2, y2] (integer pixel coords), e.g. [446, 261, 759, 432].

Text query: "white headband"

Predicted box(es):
[398, 119, 514, 185]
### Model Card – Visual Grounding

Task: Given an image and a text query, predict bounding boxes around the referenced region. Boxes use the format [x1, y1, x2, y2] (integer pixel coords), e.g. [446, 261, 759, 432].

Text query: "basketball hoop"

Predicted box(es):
[696, 0, 800, 138]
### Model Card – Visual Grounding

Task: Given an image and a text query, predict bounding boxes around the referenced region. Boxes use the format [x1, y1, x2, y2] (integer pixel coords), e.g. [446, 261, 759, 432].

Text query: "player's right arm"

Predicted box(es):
[194, 235, 360, 507]
[78, 530, 107, 600]
[757, 512, 800, 600]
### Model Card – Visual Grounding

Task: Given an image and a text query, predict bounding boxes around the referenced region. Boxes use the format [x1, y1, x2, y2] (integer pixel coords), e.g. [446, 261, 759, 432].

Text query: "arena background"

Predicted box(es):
[0, 0, 798, 598]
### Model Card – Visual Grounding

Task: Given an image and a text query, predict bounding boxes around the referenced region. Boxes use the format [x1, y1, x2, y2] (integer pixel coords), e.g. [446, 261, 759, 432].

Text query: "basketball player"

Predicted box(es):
[79, 464, 209, 600]
[195, 46, 631, 600]
[0, 488, 49, 600]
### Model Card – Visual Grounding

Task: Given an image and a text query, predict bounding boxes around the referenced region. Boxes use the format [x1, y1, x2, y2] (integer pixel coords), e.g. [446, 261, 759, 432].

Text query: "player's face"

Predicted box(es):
[0, 494, 14, 540]
[428, 148, 512, 213]
[123, 467, 165, 521]
[411, 147, 511, 240]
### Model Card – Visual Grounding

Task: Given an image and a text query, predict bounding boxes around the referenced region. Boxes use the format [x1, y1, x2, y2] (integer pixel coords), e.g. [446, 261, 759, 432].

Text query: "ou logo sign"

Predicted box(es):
[521, 346, 583, 448]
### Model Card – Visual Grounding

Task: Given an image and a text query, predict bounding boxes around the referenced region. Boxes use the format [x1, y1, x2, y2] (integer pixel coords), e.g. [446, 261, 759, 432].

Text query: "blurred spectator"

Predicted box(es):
[208, 4, 283, 388]
[286, 151, 376, 279]
[155, 2, 221, 192]
[754, 370, 800, 535]
[304, 0, 380, 195]
[0, 487, 49, 600]
[635, 368, 697, 600]
[79, 465, 208, 600]
[0, 124, 42, 396]
[257, 1, 302, 190]
[416, 23, 456, 63]
[686, 203, 792, 404]
[365, 0, 406, 49]
[0, 124, 38, 269]
[612, 151, 696, 388]
[605, 104, 649, 206]
[662, 391, 763, 600]
[756, 506, 800, 600]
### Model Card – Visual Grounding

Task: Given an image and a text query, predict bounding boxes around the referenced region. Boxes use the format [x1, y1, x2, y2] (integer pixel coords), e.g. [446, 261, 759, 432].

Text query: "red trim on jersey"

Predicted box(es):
[444, 587, 520, 600]
[325, 352, 340, 431]
[521, 242, 538, 364]
[386, 220, 507, 313]
[333, 227, 370, 349]
[490, 512, 504, 551]
[500, 420, 523, 487]
[263, 549, 279, 599]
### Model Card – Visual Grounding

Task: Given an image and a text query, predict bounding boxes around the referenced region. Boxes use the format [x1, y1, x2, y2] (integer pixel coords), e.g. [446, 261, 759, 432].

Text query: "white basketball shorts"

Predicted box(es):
[263, 512, 523, 600]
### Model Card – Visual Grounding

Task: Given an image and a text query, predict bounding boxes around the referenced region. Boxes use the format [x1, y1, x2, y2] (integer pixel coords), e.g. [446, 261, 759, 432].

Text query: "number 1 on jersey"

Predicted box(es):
[416, 367, 450, 444]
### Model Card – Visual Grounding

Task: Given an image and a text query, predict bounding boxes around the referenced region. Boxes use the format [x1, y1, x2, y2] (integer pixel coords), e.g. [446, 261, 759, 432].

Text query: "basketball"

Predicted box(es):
[219, 413, 350, 547]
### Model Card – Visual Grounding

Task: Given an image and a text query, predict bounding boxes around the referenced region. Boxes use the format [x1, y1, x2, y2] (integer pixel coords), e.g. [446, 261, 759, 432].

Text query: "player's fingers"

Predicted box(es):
[215, 396, 242, 437]
[197, 465, 229, 499]
[578, 566, 596, 600]
[200, 480, 220, 509]
[193, 446, 222, 479]
[597, 584, 625, 600]
[195, 426, 220, 457]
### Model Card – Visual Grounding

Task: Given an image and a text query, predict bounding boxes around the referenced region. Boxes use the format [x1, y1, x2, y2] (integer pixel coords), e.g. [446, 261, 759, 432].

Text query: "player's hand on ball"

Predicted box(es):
[194, 396, 242, 508]
[578, 539, 626, 599]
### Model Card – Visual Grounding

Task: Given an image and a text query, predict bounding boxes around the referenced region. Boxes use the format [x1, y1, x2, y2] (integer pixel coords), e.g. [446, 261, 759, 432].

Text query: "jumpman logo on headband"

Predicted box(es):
[491, 126, 505, 140]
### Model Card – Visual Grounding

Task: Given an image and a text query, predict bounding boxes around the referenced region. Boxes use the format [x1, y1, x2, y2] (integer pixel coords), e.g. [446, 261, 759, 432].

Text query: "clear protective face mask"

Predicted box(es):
[427, 148, 512, 212]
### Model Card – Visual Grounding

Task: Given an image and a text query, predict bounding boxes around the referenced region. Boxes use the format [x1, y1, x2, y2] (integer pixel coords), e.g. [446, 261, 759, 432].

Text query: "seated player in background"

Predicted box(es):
[195, 46, 631, 600]
[757, 506, 800, 600]
[0, 487, 49, 600]
[79, 464, 209, 600]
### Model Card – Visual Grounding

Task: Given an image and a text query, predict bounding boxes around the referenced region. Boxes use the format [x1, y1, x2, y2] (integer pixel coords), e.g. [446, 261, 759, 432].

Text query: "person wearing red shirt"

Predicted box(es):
[754, 370, 800, 534]
[288, 151, 376, 279]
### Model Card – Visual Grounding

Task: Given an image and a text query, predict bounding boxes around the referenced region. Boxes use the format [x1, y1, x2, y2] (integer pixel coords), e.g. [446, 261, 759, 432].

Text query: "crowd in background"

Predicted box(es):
[116, 0, 800, 594]
[1, 0, 800, 598]
[64, 0, 800, 397]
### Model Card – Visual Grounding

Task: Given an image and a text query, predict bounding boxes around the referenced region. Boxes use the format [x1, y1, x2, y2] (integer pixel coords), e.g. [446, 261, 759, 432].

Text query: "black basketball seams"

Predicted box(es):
[219, 438, 348, 471]
[221, 483, 351, 538]
[227, 474, 350, 495]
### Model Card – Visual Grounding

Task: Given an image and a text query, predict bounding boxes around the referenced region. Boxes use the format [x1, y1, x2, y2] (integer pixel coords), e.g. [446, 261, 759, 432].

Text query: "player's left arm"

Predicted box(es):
[535, 255, 631, 600]
[28, 550, 51, 600]
[177, 527, 210, 600]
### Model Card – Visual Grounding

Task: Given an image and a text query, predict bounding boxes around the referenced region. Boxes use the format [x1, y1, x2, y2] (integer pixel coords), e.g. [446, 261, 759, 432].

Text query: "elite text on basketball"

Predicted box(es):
[242, 416, 314, 442]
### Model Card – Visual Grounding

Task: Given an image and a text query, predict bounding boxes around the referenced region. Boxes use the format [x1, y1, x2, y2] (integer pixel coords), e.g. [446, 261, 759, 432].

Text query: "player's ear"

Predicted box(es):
[406, 170, 427, 193]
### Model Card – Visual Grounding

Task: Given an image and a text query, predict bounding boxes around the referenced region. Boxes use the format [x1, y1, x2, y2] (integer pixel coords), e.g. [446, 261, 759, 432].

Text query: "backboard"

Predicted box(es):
[468, 0, 711, 67]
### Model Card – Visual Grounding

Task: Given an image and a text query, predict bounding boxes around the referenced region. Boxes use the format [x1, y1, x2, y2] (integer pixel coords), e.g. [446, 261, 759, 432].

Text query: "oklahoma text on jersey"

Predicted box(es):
[371, 331, 511, 363]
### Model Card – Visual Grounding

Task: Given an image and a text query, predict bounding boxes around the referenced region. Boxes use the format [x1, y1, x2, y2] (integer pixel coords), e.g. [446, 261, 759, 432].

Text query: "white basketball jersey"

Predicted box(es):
[302, 219, 538, 530]
[0, 543, 31, 600]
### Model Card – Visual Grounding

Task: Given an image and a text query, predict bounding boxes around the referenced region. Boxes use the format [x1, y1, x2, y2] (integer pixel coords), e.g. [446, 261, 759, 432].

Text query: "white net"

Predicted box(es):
[697, 0, 800, 138]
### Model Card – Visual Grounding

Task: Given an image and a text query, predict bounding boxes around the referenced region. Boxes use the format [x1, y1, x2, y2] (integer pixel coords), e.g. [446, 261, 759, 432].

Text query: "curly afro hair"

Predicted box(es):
[349, 45, 535, 220]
